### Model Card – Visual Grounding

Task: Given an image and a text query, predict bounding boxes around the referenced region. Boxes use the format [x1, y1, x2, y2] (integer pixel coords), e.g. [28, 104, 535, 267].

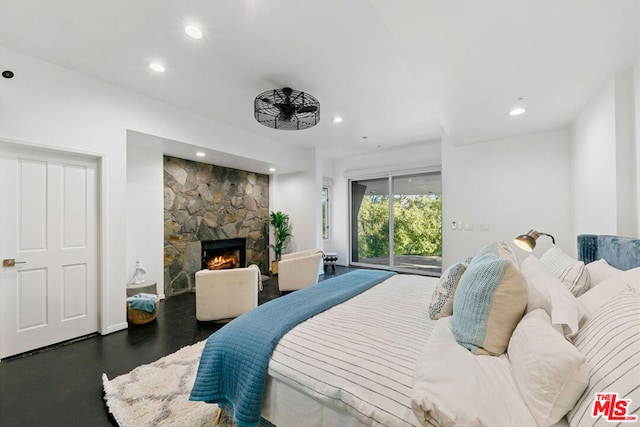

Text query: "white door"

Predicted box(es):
[0, 145, 98, 359]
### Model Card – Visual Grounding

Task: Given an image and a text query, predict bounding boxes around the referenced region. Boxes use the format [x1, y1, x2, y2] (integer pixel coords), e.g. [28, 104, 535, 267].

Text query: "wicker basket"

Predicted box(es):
[127, 298, 159, 325]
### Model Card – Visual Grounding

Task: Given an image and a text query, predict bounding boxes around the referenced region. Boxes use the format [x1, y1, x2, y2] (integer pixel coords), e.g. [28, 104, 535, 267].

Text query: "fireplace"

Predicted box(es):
[201, 238, 247, 270]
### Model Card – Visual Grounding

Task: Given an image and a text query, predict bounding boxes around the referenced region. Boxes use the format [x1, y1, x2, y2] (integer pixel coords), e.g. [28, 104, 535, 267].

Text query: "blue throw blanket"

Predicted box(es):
[126, 293, 157, 313]
[189, 269, 396, 427]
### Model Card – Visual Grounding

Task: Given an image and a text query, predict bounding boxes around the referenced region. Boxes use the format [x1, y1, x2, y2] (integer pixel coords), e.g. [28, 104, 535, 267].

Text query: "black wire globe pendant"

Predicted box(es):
[254, 87, 320, 130]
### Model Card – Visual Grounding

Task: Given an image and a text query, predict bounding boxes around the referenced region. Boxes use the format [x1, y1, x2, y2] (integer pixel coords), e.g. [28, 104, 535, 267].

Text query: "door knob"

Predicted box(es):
[2, 259, 26, 267]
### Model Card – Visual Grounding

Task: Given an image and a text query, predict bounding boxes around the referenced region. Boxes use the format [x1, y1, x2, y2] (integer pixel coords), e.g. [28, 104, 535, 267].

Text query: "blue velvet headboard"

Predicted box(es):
[577, 234, 640, 270]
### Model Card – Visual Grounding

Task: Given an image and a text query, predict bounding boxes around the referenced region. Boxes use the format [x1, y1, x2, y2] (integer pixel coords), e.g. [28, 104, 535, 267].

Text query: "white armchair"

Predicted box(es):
[277, 249, 325, 292]
[195, 265, 260, 321]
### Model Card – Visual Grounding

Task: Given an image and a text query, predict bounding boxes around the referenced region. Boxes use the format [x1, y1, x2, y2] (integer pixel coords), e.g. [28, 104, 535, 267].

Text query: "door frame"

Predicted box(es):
[347, 164, 443, 276]
[0, 137, 106, 350]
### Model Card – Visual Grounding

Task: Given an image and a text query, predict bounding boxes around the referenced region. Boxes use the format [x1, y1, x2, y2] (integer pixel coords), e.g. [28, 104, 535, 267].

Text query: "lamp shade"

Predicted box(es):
[513, 229, 555, 252]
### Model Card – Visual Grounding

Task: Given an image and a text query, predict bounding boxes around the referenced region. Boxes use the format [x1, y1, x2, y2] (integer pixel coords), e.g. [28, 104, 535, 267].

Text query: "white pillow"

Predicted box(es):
[539, 246, 591, 297]
[585, 258, 623, 286]
[567, 293, 640, 427]
[508, 309, 589, 427]
[577, 267, 639, 318]
[521, 255, 584, 338]
[411, 318, 538, 427]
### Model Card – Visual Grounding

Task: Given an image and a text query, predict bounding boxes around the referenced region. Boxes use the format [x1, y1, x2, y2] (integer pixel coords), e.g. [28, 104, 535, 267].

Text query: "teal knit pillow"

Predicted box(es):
[452, 241, 528, 356]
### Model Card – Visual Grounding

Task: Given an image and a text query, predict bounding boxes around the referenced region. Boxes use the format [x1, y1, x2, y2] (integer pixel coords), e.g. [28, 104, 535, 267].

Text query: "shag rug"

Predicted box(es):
[103, 340, 237, 427]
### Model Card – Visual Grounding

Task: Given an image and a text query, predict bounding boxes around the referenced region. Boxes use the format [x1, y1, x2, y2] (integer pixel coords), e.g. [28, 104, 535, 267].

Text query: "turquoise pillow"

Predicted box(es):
[452, 241, 528, 356]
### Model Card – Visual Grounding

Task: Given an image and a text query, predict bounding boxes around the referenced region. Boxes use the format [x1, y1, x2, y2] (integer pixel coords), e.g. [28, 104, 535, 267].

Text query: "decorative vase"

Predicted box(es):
[271, 260, 279, 275]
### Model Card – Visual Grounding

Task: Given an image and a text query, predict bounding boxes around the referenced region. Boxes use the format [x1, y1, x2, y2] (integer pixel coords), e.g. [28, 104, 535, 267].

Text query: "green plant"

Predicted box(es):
[269, 211, 292, 261]
[357, 194, 442, 258]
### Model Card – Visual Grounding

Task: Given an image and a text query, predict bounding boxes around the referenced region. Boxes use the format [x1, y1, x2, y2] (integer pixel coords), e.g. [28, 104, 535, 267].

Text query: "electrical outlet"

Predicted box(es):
[451, 221, 457, 230]
[479, 223, 490, 232]
[456, 221, 463, 231]
[464, 223, 473, 231]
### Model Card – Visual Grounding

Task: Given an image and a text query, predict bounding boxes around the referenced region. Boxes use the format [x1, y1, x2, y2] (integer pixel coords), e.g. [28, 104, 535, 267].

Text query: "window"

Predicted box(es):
[322, 186, 330, 240]
[350, 171, 442, 275]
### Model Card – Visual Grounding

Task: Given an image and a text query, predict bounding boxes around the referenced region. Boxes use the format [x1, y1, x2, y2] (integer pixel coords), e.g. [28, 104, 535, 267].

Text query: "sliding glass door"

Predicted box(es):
[391, 173, 442, 273]
[351, 171, 442, 275]
[351, 177, 390, 267]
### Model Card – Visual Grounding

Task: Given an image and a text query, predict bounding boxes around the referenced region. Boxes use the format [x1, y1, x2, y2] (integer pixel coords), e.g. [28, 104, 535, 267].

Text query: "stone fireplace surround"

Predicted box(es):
[163, 156, 270, 296]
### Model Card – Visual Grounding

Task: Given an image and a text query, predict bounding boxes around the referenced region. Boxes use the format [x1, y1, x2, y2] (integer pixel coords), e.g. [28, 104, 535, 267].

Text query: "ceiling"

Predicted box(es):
[0, 0, 637, 160]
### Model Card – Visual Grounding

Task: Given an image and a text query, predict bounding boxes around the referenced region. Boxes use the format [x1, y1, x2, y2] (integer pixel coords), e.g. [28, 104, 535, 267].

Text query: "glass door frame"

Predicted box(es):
[348, 166, 442, 276]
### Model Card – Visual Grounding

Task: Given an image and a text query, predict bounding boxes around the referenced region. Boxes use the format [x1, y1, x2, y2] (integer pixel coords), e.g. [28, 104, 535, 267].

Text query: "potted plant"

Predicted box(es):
[269, 210, 292, 275]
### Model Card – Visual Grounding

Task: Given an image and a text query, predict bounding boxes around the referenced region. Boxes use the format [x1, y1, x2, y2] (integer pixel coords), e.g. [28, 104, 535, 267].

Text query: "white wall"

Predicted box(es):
[614, 69, 637, 236]
[636, 5, 640, 236]
[635, 41, 640, 234]
[0, 46, 313, 334]
[571, 69, 638, 238]
[442, 129, 572, 268]
[327, 141, 442, 267]
[570, 79, 617, 235]
[271, 148, 322, 262]
[126, 133, 165, 297]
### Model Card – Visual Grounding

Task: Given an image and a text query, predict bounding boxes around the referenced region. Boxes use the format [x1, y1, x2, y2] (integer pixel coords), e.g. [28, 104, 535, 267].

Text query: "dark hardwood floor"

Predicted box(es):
[0, 266, 354, 427]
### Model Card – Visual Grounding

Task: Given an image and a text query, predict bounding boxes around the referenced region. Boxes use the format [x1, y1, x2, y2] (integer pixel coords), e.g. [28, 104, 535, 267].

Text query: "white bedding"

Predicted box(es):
[250, 236, 640, 427]
[411, 317, 538, 427]
[259, 271, 584, 427]
[264, 273, 439, 427]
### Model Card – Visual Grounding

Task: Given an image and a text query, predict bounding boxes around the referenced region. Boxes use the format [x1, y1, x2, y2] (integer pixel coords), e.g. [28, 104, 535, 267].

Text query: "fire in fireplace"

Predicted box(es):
[201, 238, 247, 270]
[207, 254, 237, 270]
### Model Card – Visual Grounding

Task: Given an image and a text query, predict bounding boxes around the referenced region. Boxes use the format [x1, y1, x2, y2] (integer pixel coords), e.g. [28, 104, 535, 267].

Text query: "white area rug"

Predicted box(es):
[103, 340, 237, 427]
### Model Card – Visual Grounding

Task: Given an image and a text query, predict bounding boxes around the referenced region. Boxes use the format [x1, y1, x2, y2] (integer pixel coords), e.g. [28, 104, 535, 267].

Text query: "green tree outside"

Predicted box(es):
[357, 195, 442, 259]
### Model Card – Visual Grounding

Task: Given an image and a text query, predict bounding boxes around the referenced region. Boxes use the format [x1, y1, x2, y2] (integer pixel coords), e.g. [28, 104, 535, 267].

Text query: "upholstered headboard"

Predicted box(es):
[577, 234, 640, 270]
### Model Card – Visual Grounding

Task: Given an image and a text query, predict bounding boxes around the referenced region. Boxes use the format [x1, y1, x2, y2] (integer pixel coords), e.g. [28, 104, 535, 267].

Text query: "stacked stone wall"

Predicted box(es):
[163, 156, 269, 296]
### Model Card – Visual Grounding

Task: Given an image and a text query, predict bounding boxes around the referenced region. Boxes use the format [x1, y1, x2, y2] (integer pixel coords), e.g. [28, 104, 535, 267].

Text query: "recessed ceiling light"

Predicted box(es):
[185, 25, 203, 39]
[196, 152, 205, 157]
[332, 116, 343, 123]
[508, 107, 527, 116]
[149, 63, 165, 73]
[268, 167, 276, 172]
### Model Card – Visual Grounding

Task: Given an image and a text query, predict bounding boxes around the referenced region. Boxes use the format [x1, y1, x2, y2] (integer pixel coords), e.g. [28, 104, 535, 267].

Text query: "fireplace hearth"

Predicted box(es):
[202, 238, 247, 270]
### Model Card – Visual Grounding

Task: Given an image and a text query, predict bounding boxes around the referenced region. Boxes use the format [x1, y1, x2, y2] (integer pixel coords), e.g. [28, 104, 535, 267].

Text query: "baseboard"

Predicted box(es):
[103, 322, 128, 335]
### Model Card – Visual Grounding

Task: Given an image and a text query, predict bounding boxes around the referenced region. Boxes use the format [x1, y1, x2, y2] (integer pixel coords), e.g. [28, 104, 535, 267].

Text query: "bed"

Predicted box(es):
[191, 235, 640, 427]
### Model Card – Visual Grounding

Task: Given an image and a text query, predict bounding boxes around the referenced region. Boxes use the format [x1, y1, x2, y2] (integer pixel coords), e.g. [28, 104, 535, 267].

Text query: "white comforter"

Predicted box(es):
[266, 274, 439, 426]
